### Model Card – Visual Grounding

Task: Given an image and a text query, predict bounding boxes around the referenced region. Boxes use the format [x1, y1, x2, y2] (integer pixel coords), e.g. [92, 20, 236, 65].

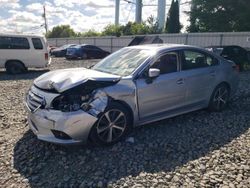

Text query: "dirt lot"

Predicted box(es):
[0, 58, 249, 188]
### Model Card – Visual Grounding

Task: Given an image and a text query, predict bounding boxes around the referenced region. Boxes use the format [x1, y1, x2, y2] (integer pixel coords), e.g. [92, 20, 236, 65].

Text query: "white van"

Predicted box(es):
[0, 34, 51, 74]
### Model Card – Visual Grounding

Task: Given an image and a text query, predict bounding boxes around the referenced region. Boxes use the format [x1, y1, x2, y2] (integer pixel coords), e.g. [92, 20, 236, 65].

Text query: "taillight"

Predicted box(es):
[45, 53, 48, 61]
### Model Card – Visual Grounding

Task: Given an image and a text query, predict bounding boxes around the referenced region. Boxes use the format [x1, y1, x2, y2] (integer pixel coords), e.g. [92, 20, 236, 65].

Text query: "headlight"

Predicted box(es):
[51, 94, 90, 112]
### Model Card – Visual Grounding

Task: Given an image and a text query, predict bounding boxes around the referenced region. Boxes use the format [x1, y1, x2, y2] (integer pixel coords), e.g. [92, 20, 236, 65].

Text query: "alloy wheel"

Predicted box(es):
[213, 86, 229, 110]
[96, 109, 126, 143]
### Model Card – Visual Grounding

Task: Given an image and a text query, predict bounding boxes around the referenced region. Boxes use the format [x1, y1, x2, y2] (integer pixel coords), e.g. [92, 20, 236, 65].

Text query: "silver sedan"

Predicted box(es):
[25, 44, 239, 145]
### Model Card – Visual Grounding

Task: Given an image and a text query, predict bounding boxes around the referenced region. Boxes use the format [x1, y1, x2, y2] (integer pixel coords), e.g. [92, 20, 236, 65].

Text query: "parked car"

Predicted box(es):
[50, 44, 77, 57]
[25, 44, 239, 146]
[205, 45, 250, 71]
[0, 34, 50, 74]
[66, 44, 110, 60]
[48, 45, 57, 55]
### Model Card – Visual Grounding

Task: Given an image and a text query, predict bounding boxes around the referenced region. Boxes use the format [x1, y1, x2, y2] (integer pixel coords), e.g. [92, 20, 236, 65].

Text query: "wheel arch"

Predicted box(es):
[110, 99, 134, 125]
[5, 59, 26, 68]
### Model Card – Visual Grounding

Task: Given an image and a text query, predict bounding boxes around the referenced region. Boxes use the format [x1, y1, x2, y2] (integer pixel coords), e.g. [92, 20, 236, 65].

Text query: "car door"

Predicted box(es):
[180, 49, 219, 106]
[136, 51, 187, 121]
[91, 46, 104, 58]
[84, 45, 100, 58]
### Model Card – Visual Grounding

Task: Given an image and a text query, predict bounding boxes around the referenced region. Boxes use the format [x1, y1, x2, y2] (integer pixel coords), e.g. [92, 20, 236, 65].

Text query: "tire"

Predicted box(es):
[208, 84, 230, 112]
[6, 61, 26, 74]
[90, 102, 132, 146]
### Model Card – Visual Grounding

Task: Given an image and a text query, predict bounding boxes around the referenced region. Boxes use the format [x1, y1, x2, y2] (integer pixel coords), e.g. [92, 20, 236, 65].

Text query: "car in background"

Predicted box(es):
[48, 45, 57, 55]
[51, 44, 77, 57]
[205, 45, 250, 71]
[0, 33, 50, 74]
[66, 44, 110, 60]
[25, 44, 239, 146]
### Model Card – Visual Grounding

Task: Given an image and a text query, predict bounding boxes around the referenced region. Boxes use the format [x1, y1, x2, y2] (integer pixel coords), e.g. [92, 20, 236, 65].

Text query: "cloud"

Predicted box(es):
[0, 0, 21, 9]
[1, 10, 44, 33]
[0, 0, 190, 34]
[26, 3, 43, 13]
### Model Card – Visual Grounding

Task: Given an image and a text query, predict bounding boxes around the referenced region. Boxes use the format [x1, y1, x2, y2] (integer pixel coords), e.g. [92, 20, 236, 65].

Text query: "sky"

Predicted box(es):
[0, 0, 191, 34]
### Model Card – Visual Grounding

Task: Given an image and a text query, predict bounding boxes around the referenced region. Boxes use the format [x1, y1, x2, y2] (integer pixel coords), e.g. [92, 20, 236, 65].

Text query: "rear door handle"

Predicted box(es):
[176, 78, 184, 84]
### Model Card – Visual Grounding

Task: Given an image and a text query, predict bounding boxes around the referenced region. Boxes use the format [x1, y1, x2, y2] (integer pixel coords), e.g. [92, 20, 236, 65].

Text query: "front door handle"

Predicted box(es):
[176, 78, 184, 84]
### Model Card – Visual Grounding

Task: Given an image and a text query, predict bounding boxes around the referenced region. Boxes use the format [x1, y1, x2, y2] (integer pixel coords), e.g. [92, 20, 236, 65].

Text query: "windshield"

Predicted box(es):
[92, 48, 151, 76]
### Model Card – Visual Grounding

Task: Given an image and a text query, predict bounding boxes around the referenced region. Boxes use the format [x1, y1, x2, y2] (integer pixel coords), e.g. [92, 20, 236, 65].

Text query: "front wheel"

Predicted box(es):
[208, 84, 230, 112]
[90, 103, 132, 146]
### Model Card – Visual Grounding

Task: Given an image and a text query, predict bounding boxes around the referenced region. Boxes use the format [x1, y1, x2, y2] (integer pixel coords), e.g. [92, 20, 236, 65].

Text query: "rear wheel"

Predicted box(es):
[6, 61, 26, 74]
[90, 103, 132, 146]
[208, 84, 230, 112]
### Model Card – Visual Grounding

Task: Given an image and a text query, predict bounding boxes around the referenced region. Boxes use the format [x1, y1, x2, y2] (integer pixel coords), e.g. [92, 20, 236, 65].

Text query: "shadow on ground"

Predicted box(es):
[0, 69, 49, 81]
[13, 101, 250, 187]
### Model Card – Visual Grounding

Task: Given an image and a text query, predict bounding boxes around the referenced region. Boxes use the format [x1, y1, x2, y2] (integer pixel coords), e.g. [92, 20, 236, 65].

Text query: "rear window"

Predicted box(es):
[0, 36, 30, 49]
[32, 38, 43, 49]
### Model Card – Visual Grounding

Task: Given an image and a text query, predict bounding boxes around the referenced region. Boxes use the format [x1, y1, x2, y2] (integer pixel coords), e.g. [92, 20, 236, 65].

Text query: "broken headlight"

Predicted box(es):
[51, 94, 90, 112]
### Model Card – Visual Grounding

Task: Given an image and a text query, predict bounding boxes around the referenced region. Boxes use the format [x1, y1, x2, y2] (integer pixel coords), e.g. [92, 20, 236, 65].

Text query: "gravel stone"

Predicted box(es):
[0, 58, 249, 187]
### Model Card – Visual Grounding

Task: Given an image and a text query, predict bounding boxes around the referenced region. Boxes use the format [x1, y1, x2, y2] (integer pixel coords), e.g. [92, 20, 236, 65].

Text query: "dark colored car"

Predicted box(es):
[51, 44, 77, 57]
[66, 44, 110, 60]
[206, 45, 250, 71]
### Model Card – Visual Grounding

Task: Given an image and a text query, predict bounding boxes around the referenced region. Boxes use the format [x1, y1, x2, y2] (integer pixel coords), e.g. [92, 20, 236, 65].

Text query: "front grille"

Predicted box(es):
[26, 90, 45, 112]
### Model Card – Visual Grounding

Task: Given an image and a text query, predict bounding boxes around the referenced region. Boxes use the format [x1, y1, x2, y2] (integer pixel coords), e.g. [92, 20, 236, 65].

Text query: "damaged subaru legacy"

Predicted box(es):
[25, 44, 239, 145]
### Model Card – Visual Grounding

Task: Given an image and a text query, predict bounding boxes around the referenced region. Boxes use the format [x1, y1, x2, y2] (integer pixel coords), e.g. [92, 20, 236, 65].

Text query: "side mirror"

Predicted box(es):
[148, 68, 160, 78]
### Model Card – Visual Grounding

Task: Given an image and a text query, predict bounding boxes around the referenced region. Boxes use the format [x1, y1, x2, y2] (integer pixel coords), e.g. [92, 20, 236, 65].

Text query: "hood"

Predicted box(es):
[34, 68, 121, 93]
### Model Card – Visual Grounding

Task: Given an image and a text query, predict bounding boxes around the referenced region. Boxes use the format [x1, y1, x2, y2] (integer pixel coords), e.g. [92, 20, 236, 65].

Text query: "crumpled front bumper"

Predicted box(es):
[26, 106, 98, 144]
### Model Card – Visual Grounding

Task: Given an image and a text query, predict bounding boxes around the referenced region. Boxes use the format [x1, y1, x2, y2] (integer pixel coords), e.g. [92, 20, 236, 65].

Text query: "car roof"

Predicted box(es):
[0, 33, 44, 38]
[126, 43, 203, 51]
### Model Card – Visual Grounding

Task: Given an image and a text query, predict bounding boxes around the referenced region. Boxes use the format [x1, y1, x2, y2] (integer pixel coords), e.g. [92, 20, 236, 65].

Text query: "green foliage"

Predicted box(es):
[102, 24, 122, 37]
[187, 0, 250, 32]
[146, 15, 162, 34]
[81, 29, 101, 37]
[121, 22, 148, 35]
[165, 0, 181, 33]
[47, 15, 165, 38]
[46, 25, 77, 38]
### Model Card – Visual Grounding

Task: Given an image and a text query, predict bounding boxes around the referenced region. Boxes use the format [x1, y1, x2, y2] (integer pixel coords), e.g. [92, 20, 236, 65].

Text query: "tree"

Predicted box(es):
[121, 22, 149, 35]
[187, 0, 250, 32]
[146, 15, 161, 34]
[102, 24, 122, 37]
[46, 25, 77, 38]
[81, 29, 101, 37]
[165, 0, 181, 33]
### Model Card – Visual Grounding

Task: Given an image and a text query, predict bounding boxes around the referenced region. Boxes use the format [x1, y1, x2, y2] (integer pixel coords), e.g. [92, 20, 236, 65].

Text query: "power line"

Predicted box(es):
[21, 24, 44, 33]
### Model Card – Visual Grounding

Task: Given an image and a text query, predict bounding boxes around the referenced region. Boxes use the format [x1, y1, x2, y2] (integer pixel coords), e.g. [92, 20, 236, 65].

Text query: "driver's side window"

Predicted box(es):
[151, 52, 178, 74]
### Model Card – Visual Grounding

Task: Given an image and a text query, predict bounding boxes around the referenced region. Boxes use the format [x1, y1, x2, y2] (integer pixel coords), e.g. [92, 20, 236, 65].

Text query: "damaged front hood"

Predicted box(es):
[34, 68, 121, 93]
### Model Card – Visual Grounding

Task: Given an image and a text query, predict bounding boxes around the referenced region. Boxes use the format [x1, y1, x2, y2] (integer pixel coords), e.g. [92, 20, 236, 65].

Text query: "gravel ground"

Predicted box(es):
[0, 58, 249, 188]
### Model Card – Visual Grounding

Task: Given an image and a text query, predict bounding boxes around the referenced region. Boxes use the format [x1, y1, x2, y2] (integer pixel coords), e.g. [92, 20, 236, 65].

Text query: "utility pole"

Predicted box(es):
[43, 5, 48, 34]
[135, 0, 142, 23]
[115, 0, 120, 25]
